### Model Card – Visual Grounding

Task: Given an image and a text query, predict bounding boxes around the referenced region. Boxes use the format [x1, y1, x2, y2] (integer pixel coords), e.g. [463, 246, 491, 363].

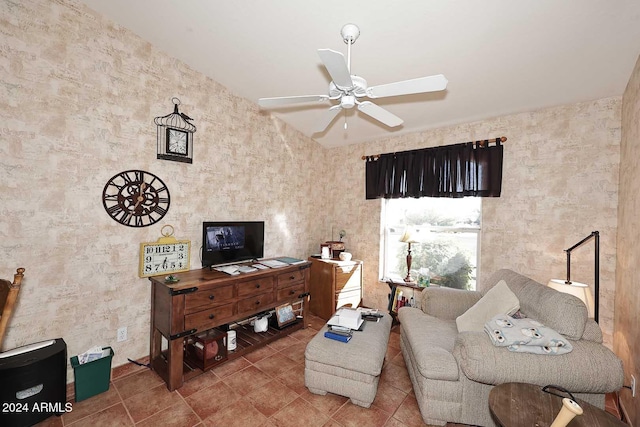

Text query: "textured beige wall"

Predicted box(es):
[0, 0, 328, 374]
[616, 54, 640, 425]
[1, 0, 629, 386]
[324, 98, 621, 346]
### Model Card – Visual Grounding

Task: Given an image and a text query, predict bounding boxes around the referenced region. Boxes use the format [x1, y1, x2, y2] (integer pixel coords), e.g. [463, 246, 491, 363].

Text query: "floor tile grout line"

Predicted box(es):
[61, 320, 408, 427]
[111, 378, 137, 426]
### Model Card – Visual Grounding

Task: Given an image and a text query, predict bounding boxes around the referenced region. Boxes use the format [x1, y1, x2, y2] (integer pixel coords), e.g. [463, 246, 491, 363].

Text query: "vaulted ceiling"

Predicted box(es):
[80, 0, 640, 147]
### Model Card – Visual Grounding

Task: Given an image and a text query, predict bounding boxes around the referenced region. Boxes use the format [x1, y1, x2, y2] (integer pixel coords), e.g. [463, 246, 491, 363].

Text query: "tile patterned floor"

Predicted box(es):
[33, 315, 621, 427]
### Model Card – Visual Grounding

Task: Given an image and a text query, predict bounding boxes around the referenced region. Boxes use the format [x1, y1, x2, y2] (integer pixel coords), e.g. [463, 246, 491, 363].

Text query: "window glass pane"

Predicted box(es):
[383, 197, 480, 290]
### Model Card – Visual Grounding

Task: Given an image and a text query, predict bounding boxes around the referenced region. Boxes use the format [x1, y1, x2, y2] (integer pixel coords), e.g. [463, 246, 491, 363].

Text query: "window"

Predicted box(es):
[382, 197, 481, 290]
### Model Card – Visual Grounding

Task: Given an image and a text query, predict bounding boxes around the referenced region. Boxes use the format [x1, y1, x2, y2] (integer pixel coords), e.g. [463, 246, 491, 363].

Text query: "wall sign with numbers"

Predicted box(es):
[139, 225, 191, 278]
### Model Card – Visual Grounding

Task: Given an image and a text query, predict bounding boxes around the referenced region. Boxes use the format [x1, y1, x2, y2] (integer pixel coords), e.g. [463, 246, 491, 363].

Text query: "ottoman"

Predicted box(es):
[304, 313, 392, 408]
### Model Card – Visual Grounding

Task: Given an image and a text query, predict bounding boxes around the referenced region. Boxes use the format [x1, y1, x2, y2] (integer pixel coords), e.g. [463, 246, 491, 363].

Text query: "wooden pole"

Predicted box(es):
[361, 136, 507, 160]
[0, 268, 25, 350]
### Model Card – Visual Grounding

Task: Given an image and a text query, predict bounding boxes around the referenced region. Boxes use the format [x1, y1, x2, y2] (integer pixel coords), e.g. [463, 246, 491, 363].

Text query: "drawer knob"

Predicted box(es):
[209, 295, 214, 300]
[255, 300, 260, 305]
[289, 290, 295, 295]
[255, 283, 261, 288]
[209, 314, 215, 319]
[289, 275, 295, 280]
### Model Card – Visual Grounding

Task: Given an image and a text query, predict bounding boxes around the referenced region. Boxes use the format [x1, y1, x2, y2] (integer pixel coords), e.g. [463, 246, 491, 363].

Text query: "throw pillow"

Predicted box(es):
[456, 280, 520, 332]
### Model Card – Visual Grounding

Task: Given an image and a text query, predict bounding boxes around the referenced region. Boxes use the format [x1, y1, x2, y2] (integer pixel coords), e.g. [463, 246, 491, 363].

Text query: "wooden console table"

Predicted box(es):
[489, 382, 626, 427]
[149, 259, 311, 391]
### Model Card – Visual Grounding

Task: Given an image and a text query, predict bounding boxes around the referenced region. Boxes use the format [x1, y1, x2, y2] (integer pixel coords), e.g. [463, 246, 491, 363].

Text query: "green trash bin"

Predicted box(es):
[70, 347, 114, 402]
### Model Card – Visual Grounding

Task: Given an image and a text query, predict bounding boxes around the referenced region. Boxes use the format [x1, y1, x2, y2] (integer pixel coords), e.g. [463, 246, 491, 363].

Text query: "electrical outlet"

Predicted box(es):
[117, 327, 127, 342]
[632, 375, 636, 398]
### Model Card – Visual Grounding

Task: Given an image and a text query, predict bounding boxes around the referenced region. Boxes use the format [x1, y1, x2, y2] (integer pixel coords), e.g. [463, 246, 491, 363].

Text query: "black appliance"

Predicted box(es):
[0, 338, 67, 427]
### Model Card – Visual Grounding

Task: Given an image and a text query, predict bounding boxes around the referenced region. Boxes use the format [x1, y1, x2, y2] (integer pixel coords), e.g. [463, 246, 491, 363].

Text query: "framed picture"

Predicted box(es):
[275, 303, 297, 328]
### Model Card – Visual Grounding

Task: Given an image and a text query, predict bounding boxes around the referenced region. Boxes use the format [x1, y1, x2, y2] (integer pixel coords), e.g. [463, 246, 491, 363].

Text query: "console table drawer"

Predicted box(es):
[277, 283, 305, 301]
[277, 270, 304, 288]
[238, 292, 275, 314]
[185, 303, 235, 332]
[238, 277, 274, 297]
[185, 284, 234, 313]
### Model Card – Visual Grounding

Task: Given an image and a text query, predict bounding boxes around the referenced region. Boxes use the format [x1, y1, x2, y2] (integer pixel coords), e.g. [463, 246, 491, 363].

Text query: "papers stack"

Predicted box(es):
[275, 257, 306, 265]
[259, 259, 288, 268]
[78, 346, 110, 364]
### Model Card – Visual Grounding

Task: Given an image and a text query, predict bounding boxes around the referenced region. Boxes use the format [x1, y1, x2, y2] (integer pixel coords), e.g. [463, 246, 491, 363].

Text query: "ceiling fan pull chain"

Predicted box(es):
[344, 110, 348, 130]
[347, 39, 352, 73]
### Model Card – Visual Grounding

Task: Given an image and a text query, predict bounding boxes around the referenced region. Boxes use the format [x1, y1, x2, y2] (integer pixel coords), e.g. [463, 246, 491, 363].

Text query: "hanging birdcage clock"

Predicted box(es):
[154, 97, 196, 163]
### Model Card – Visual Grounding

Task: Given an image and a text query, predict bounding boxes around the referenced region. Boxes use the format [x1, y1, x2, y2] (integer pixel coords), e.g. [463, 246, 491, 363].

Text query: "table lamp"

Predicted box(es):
[547, 231, 599, 322]
[399, 228, 419, 282]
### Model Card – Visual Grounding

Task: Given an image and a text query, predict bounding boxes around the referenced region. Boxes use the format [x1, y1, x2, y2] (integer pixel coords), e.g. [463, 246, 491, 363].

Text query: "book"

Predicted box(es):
[324, 331, 352, 343]
[387, 285, 396, 312]
[259, 259, 288, 268]
[275, 257, 306, 265]
[391, 287, 403, 313]
[328, 326, 352, 336]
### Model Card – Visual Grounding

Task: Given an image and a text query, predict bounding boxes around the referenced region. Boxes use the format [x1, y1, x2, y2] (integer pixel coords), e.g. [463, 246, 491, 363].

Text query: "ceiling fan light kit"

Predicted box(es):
[258, 23, 448, 134]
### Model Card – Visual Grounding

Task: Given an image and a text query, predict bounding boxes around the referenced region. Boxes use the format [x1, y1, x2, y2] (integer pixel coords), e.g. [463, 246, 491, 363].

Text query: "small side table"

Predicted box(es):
[385, 280, 425, 324]
[489, 382, 625, 427]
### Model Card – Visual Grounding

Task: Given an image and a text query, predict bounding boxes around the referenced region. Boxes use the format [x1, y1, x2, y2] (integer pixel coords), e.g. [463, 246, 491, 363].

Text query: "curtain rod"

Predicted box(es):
[360, 136, 507, 160]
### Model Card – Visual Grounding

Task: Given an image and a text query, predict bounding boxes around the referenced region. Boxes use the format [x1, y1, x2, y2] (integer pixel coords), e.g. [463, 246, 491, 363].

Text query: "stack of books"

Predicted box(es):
[324, 325, 353, 343]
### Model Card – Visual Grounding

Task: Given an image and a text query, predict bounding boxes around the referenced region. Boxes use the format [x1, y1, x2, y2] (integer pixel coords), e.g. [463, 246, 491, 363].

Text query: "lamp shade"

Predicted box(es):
[547, 279, 595, 318]
[399, 228, 418, 244]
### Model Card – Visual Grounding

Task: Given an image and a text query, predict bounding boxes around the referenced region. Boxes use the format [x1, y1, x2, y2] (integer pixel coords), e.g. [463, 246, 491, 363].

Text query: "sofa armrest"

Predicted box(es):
[453, 332, 623, 393]
[420, 287, 482, 320]
[581, 319, 603, 343]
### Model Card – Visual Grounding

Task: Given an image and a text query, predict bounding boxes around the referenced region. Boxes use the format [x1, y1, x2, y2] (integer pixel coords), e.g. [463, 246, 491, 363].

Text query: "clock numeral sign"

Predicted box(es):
[102, 170, 170, 227]
[140, 240, 190, 277]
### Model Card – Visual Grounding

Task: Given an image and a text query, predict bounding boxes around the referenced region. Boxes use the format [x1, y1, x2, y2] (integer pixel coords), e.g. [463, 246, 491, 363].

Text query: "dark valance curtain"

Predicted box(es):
[365, 140, 503, 200]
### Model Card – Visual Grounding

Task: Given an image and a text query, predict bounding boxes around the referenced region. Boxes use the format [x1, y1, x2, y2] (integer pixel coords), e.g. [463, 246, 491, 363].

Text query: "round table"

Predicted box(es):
[488, 382, 625, 427]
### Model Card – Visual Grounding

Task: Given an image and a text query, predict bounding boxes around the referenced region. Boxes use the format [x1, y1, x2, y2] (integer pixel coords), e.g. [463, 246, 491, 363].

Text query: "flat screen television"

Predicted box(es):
[202, 221, 265, 268]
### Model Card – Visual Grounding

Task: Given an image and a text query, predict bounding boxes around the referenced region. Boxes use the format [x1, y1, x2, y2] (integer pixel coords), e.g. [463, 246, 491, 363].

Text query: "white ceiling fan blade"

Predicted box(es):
[258, 95, 330, 108]
[318, 49, 353, 89]
[357, 101, 403, 127]
[312, 105, 342, 133]
[366, 74, 448, 98]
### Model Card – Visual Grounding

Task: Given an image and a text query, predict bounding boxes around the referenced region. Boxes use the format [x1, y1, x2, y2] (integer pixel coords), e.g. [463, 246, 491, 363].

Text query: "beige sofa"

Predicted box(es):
[398, 269, 624, 427]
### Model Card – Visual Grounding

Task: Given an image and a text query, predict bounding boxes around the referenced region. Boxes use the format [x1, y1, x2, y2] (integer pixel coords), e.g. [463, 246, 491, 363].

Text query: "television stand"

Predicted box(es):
[148, 258, 311, 391]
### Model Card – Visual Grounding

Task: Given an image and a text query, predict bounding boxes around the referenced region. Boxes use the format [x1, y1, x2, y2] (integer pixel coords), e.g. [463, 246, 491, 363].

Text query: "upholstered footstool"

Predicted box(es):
[304, 313, 392, 408]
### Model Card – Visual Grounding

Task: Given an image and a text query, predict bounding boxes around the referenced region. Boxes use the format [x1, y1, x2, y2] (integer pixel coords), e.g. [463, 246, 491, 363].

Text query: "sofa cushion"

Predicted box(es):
[456, 280, 520, 332]
[398, 307, 459, 381]
[453, 332, 624, 392]
[481, 269, 587, 340]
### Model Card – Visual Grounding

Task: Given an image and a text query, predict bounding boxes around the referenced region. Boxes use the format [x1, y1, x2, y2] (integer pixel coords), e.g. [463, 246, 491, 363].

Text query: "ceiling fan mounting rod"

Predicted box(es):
[340, 23, 360, 74]
[347, 39, 352, 73]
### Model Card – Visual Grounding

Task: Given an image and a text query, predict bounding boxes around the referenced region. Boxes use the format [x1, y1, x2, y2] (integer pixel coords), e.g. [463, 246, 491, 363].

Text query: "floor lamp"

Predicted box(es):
[547, 231, 599, 323]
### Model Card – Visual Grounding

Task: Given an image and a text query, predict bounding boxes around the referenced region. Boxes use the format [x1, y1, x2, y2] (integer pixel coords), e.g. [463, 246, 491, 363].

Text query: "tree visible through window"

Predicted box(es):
[382, 197, 481, 290]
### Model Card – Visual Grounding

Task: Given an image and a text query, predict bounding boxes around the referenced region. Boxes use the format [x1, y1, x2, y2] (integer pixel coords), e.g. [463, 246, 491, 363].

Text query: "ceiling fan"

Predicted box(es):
[258, 23, 448, 133]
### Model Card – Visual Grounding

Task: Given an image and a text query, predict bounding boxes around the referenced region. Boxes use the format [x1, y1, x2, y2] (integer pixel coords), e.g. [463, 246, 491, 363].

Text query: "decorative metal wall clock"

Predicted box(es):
[102, 169, 170, 227]
[154, 97, 196, 163]
[139, 225, 191, 277]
